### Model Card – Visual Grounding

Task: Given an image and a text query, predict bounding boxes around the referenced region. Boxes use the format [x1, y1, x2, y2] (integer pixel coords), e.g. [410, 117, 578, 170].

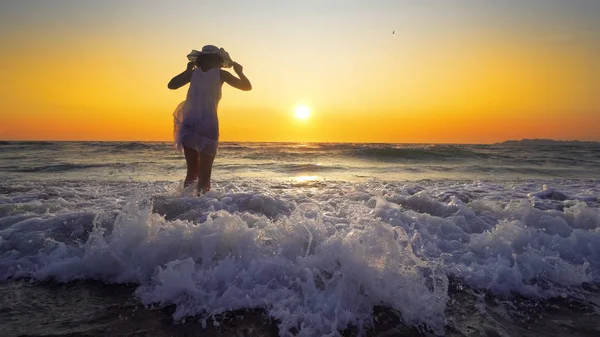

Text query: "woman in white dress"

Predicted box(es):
[168, 45, 252, 194]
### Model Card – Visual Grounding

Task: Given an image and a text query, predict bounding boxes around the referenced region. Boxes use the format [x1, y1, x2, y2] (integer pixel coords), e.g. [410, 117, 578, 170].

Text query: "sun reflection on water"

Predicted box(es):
[294, 175, 319, 182]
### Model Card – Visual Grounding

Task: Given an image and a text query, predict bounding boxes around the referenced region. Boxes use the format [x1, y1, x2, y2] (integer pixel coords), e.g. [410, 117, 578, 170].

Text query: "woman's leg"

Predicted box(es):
[183, 145, 199, 187]
[197, 151, 215, 194]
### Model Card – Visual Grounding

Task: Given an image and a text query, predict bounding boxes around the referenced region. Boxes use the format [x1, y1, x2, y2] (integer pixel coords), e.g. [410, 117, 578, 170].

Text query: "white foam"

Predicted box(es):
[0, 179, 599, 335]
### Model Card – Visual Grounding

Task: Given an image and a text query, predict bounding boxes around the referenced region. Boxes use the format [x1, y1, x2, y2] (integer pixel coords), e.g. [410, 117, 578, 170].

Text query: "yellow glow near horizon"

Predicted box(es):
[294, 105, 311, 121]
[1, 2, 599, 143]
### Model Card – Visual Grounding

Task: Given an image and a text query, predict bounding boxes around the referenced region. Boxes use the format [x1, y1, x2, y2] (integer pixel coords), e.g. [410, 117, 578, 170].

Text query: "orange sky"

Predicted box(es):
[1, 1, 599, 143]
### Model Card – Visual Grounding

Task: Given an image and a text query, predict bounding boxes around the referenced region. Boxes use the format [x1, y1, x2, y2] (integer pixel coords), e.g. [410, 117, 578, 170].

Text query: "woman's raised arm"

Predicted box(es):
[220, 62, 252, 91]
[168, 62, 194, 89]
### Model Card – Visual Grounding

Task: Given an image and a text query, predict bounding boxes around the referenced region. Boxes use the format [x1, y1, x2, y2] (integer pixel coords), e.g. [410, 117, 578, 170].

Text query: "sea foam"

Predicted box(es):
[0, 179, 599, 335]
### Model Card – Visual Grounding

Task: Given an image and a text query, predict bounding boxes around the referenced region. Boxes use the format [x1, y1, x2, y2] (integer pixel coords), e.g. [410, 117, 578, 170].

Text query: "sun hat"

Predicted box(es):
[187, 45, 233, 68]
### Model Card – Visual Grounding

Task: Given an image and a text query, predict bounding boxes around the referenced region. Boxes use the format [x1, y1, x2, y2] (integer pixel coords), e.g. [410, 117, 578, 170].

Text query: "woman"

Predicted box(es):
[168, 45, 252, 194]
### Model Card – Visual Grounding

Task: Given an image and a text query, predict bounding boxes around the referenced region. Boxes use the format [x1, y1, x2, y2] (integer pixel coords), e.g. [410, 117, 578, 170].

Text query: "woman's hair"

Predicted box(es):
[194, 53, 223, 69]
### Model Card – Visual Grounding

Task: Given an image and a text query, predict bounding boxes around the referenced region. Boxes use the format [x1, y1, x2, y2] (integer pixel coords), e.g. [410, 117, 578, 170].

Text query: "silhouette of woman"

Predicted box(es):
[168, 45, 252, 194]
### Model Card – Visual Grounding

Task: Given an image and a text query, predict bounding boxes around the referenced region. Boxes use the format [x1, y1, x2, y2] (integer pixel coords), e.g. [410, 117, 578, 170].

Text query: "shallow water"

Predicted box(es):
[0, 141, 599, 336]
[2, 278, 598, 337]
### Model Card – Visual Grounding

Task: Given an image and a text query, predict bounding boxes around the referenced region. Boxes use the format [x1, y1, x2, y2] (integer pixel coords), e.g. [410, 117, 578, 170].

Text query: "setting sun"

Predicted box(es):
[294, 105, 311, 120]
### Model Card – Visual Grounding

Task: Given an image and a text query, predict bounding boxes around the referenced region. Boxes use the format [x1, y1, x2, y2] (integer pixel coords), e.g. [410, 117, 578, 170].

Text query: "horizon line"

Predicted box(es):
[1, 138, 599, 145]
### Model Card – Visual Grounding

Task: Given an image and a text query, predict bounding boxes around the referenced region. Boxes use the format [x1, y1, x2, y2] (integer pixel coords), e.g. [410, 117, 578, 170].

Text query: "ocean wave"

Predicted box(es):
[277, 163, 346, 172]
[462, 164, 594, 179]
[222, 143, 492, 163]
[113, 142, 164, 151]
[215, 162, 347, 174]
[0, 156, 26, 161]
[219, 143, 256, 151]
[1, 179, 599, 335]
[0, 162, 129, 173]
[348, 145, 484, 161]
[0, 141, 61, 150]
[0, 187, 449, 334]
[14, 141, 56, 146]
[77, 142, 170, 152]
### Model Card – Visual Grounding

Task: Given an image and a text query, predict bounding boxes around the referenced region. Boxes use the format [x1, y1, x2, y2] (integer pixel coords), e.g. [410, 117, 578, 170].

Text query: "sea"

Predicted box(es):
[0, 140, 599, 337]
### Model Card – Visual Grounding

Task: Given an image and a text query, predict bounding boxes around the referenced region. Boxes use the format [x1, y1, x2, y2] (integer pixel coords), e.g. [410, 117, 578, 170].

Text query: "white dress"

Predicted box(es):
[173, 68, 222, 156]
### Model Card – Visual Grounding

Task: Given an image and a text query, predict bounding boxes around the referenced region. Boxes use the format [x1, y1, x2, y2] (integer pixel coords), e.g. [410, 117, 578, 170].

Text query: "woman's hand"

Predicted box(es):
[233, 62, 243, 74]
[186, 62, 195, 71]
[221, 64, 252, 91]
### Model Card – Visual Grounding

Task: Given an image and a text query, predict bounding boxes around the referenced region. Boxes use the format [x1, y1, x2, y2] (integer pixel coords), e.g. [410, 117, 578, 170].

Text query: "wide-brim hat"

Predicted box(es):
[187, 45, 233, 68]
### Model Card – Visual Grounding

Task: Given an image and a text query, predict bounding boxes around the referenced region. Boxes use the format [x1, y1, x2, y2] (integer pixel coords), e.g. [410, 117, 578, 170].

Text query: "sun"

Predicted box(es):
[294, 105, 311, 120]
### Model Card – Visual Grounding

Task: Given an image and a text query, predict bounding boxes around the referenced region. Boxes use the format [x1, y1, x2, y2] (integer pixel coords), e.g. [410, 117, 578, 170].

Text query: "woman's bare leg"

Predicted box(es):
[183, 145, 199, 188]
[197, 152, 215, 194]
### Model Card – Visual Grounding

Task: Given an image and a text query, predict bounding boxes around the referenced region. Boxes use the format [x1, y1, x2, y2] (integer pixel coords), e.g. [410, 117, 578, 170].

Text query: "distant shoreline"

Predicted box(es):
[497, 139, 600, 146]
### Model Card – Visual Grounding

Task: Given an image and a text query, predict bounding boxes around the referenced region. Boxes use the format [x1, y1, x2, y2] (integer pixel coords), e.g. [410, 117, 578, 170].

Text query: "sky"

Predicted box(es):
[1, 0, 599, 143]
